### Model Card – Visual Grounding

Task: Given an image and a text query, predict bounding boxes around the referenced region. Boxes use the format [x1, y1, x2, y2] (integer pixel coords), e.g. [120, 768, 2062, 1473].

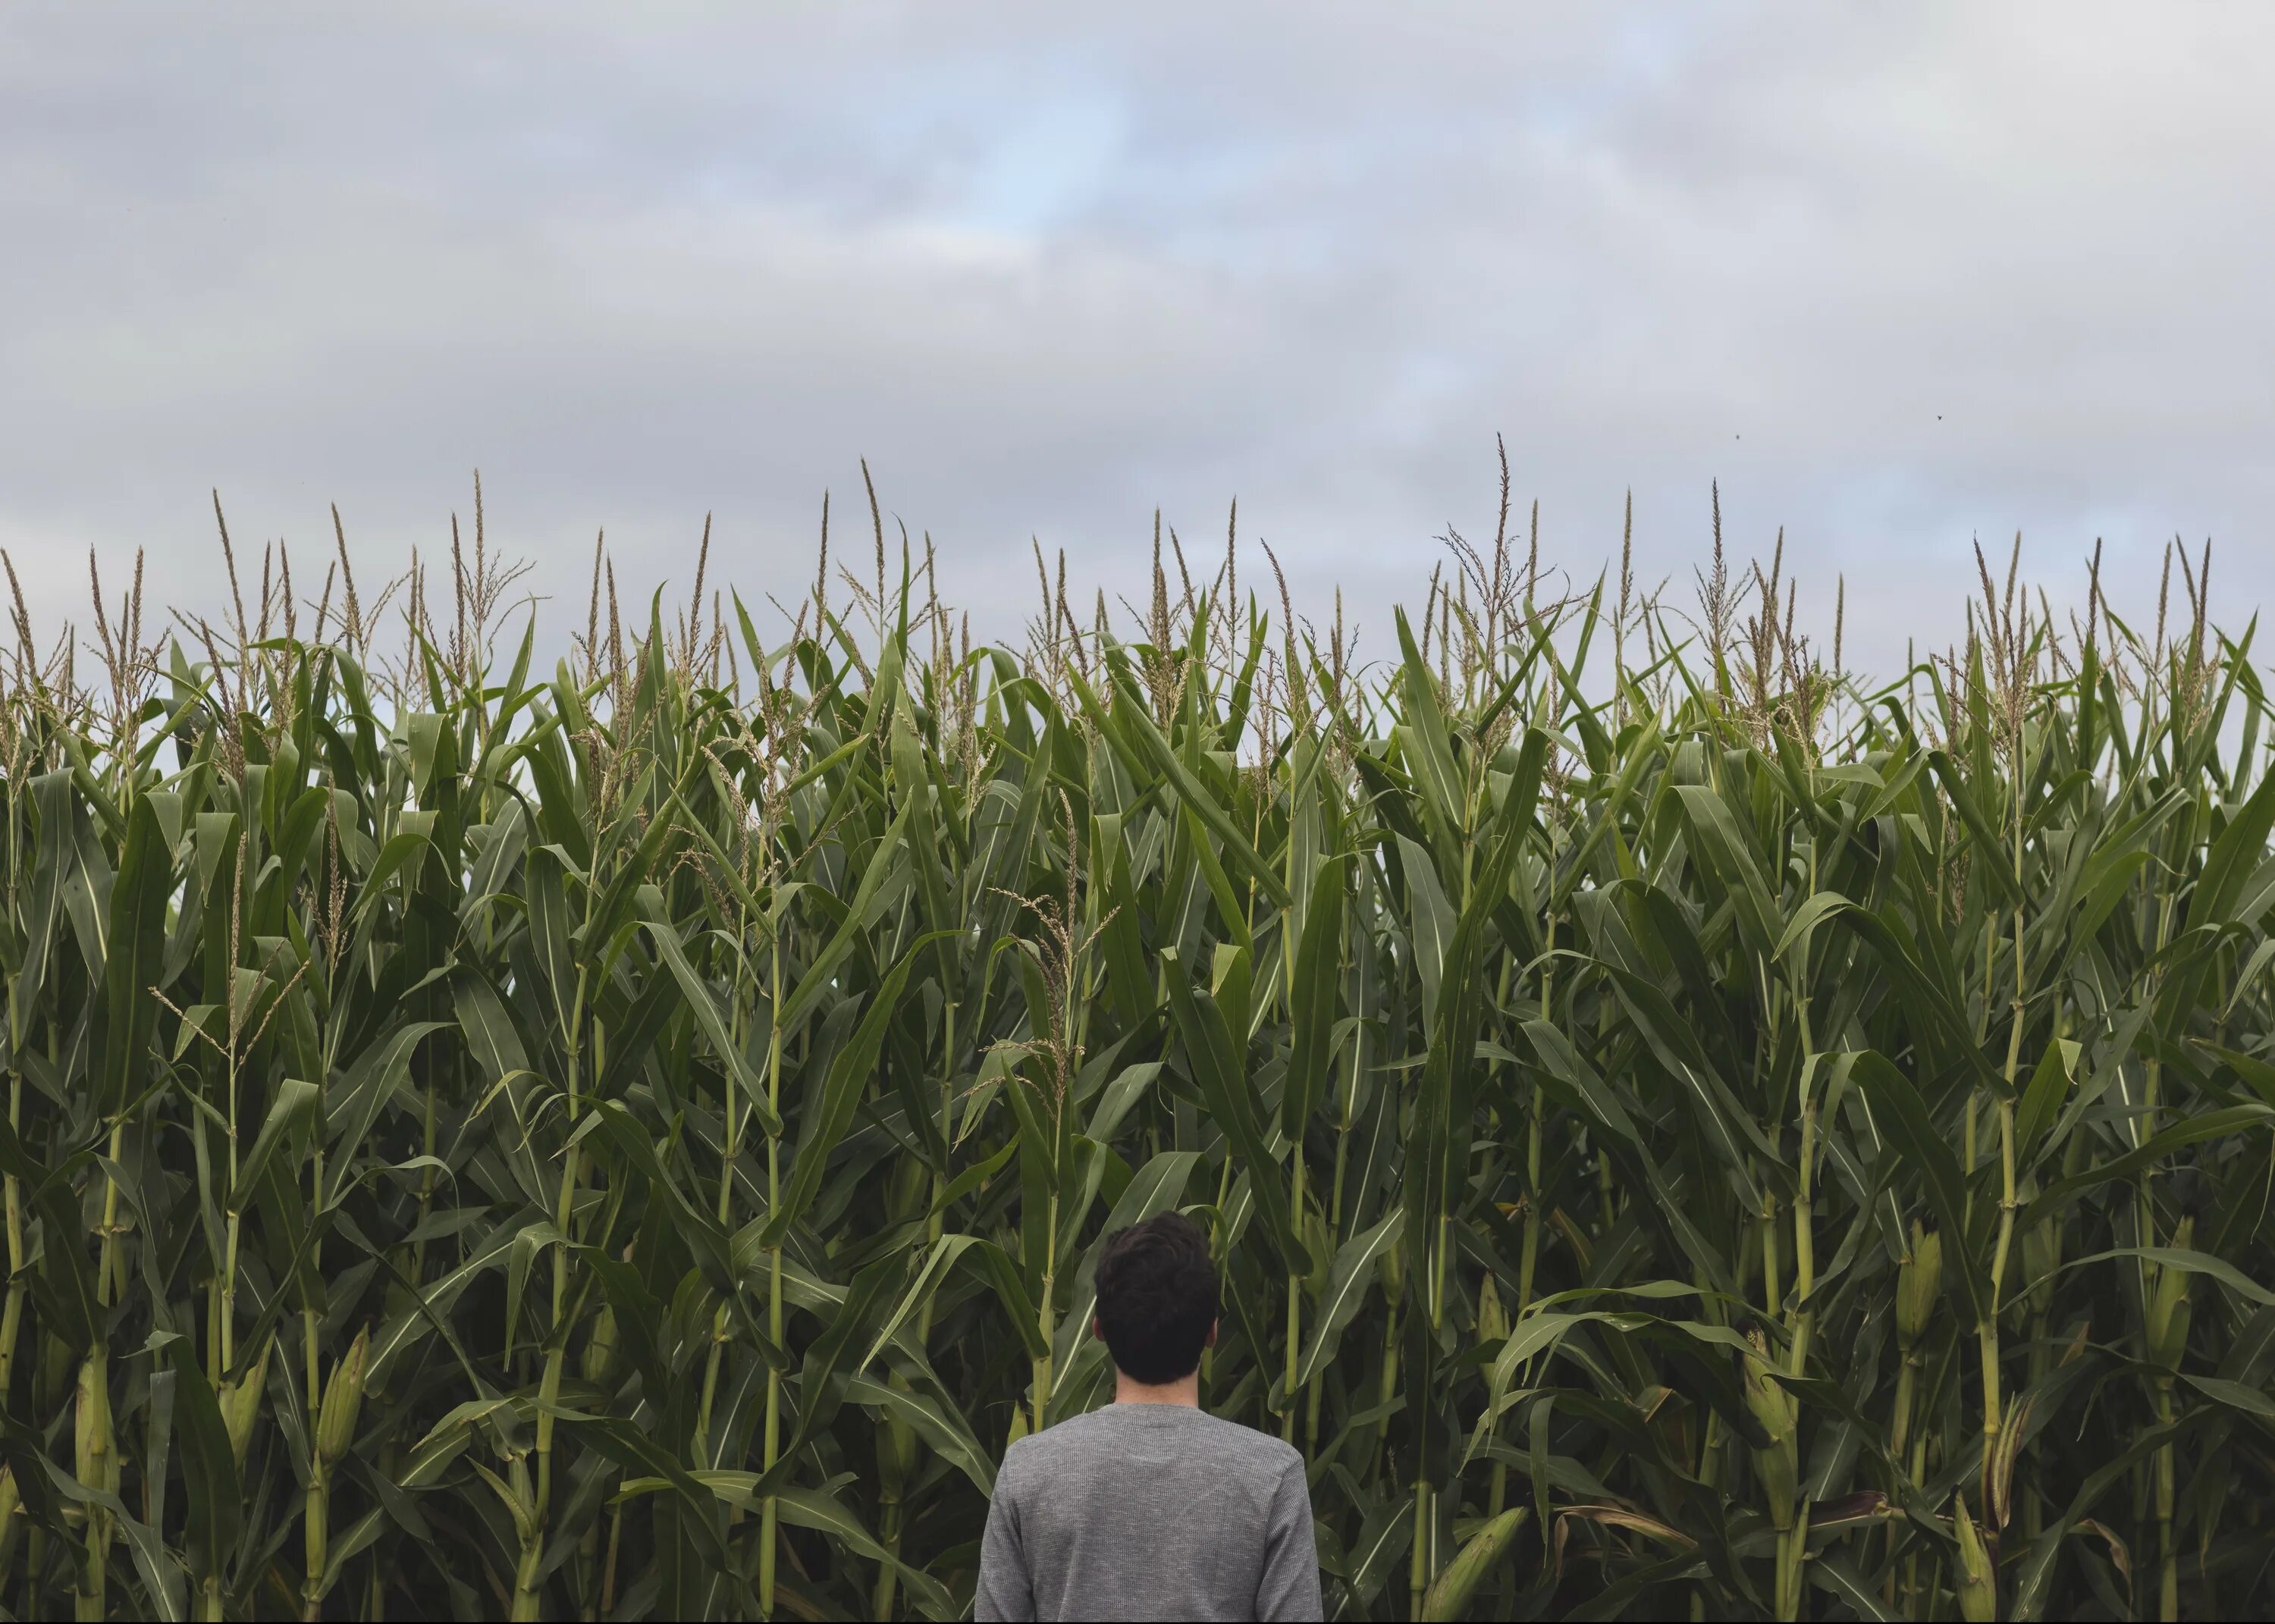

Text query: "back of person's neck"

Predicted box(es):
[1112, 1369, 1202, 1407]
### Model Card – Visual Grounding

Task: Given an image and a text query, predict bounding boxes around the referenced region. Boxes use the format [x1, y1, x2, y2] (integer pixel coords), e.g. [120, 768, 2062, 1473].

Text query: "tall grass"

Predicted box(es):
[0, 468, 2270, 1621]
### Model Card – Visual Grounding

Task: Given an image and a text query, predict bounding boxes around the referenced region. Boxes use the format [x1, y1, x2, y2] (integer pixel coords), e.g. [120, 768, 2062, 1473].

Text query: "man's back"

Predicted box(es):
[976, 1404, 1322, 1622]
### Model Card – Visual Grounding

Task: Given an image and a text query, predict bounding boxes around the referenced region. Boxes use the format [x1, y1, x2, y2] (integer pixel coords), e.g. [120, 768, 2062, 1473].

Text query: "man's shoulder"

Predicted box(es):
[999, 1403, 1127, 1467]
[1184, 1410, 1304, 1475]
[1005, 1405, 1302, 1481]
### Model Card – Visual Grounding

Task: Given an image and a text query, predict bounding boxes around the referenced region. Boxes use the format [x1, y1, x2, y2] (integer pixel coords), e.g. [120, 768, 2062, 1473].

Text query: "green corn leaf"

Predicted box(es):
[2015, 1036, 2079, 1158]
[1097, 650, 1291, 908]
[91, 792, 174, 1115]
[1850, 1051, 1990, 1322]
[162, 1336, 244, 1584]
[779, 798, 916, 1034]
[844, 1372, 999, 1499]
[2188, 760, 2275, 932]
[2182, 1374, 2275, 1419]
[1294, 1209, 1404, 1390]
[639, 915, 782, 1136]
[1285, 851, 1352, 1136]
[761, 939, 926, 1247]
[1162, 946, 1298, 1269]
[234, 1077, 321, 1210]
[1392, 607, 1469, 851]
[2055, 1245, 2275, 1306]
[14, 770, 76, 1020]
[2021, 1105, 2275, 1227]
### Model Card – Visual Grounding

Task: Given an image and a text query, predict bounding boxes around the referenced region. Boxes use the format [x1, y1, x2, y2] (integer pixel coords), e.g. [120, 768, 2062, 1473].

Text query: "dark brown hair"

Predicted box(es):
[1093, 1212, 1219, 1384]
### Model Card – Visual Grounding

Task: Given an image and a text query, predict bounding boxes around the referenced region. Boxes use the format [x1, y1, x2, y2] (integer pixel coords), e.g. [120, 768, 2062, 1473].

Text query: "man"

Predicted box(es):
[976, 1211, 1323, 1622]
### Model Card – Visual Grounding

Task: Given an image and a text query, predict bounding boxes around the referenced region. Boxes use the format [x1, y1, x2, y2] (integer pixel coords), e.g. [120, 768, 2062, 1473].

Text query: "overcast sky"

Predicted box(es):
[4, 3, 2271, 682]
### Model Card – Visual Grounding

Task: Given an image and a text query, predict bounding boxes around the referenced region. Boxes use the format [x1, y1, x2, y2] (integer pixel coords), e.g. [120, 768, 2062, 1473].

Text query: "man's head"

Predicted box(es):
[1091, 1212, 1219, 1384]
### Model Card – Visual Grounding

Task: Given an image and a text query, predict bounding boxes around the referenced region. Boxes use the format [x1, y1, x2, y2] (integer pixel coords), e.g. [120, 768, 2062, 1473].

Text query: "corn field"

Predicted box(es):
[0, 475, 2271, 1622]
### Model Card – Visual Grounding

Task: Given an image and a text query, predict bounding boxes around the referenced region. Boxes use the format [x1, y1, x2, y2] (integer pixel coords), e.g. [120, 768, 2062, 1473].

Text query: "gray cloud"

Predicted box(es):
[4, 2, 2271, 679]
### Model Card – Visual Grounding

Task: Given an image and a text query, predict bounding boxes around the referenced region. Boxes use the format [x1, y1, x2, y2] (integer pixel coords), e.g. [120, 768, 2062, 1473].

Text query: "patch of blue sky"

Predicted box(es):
[956, 96, 1128, 237]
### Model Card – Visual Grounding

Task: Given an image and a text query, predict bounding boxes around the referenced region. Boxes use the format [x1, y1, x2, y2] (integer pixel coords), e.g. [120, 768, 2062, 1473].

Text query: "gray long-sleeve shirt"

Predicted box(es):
[976, 1403, 1323, 1622]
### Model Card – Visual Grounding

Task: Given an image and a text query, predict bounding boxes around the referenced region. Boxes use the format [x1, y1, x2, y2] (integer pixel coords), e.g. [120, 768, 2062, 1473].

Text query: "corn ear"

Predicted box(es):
[315, 1328, 370, 1469]
[2145, 1216, 2195, 1372]
[1896, 1216, 1942, 1348]
[1419, 1506, 1528, 1620]
[581, 1304, 619, 1387]
[221, 1337, 271, 1467]
[1953, 1491, 1997, 1622]
[74, 1356, 112, 1492]
[1475, 1273, 1507, 1346]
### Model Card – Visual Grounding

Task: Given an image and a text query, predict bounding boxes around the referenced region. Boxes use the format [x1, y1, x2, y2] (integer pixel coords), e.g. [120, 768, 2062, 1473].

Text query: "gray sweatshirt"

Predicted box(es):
[975, 1403, 1323, 1622]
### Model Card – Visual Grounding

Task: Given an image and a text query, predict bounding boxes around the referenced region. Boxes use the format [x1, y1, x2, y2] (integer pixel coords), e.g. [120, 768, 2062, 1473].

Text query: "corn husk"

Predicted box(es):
[315, 1328, 370, 1469]
[1897, 1217, 1942, 1347]
[1953, 1491, 1997, 1622]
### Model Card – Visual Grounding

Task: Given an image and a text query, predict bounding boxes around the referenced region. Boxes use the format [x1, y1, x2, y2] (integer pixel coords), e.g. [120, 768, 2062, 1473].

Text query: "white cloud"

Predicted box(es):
[3, 2, 2270, 679]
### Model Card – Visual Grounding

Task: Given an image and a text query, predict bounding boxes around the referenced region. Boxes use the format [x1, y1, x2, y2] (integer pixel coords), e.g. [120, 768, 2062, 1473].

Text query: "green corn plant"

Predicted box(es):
[0, 478, 2267, 1622]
